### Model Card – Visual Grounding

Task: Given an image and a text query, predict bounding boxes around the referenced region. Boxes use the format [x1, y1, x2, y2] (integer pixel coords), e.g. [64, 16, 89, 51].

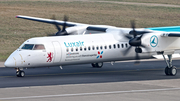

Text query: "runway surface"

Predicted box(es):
[0, 59, 180, 101]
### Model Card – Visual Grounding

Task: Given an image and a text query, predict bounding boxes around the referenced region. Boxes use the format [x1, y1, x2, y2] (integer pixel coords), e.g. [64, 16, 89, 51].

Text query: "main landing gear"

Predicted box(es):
[162, 54, 177, 76]
[16, 68, 25, 77]
[91, 62, 103, 68]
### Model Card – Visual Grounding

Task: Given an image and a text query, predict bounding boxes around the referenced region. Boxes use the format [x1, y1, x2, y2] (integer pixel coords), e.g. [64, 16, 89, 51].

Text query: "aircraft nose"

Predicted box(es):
[4, 57, 15, 67]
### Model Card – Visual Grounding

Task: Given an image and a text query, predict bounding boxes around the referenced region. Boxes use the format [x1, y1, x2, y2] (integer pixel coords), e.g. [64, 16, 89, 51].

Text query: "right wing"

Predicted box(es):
[16, 15, 87, 27]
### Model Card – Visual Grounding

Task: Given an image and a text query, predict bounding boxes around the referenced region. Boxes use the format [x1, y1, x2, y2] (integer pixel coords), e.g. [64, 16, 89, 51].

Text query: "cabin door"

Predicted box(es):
[52, 41, 62, 63]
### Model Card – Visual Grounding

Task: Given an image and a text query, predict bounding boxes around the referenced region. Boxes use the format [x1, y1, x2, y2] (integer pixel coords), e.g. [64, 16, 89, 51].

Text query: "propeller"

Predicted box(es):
[123, 20, 149, 64]
[51, 15, 69, 36]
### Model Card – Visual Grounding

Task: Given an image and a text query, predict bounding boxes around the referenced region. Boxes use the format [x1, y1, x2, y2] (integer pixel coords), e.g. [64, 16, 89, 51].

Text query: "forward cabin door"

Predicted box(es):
[52, 41, 62, 63]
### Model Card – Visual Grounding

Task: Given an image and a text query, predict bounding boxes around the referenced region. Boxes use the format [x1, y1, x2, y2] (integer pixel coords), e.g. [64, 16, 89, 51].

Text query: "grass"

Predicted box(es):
[101, 0, 180, 5]
[0, 0, 180, 61]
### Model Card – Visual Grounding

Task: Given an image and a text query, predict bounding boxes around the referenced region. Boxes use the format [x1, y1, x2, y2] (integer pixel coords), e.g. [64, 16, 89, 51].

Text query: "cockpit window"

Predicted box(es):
[21, 44, 45, 50]
[33, 44, 45, 50]
[21, 44, 34, 50]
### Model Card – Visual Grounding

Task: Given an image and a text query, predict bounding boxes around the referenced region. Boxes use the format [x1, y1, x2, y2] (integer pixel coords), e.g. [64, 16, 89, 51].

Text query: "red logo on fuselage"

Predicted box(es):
[47, 52, 53, 62]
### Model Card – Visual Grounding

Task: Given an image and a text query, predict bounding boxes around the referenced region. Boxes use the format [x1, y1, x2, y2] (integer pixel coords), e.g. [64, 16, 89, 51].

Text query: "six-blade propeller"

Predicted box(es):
[123, 20, 150, 64]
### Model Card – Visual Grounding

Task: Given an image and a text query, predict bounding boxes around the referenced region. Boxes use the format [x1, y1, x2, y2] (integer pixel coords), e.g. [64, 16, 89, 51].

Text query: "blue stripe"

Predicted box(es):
[146, 26, 180, 32]
[101, 51, 103, 54]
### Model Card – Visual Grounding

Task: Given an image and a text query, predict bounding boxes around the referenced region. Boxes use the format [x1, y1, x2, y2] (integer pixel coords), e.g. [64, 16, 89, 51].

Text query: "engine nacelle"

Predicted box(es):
[141, 32, 161, 52]
[66, 26, 88, 35]
[141, 32, 180, 53]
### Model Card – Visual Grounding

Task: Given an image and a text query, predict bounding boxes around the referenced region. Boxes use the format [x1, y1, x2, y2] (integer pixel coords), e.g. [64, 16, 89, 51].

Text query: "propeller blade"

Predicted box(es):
[62, 15, 69, 32]
[124, 34, 133, 40]
[140, 44, 151, 53]
[123, 46, 132, 56]
[130, 20, 137, 37]
[134, 52, 140, 64]
[120, 29, 132, 40]
[131, 20, 135, 30]
[52, 15, 61, 32]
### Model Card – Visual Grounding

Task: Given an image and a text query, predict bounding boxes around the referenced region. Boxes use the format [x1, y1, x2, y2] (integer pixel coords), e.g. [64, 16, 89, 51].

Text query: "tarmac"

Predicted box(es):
[0, 60, 180, 101]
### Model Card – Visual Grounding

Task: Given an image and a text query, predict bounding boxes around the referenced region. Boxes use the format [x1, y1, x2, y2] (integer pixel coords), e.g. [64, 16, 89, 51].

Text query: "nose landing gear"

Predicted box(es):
[16, 68, 25, 77]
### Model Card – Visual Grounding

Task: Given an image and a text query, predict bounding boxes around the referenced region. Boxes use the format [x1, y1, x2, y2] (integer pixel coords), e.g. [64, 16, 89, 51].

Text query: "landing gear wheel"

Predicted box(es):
[16, 70, 25, 77]
[165, 66, 177, 76]
[91, 62, 103, 68]
[95, 62, 103, 68]
[170, 66, 177, 76]
[165, 66, 170, 75]
[91, 63, 96, 67]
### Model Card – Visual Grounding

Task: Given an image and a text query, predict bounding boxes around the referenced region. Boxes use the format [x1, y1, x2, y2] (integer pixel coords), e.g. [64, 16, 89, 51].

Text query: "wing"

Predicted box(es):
[16, 15, 113, 32]
[16, 15, 87, 27]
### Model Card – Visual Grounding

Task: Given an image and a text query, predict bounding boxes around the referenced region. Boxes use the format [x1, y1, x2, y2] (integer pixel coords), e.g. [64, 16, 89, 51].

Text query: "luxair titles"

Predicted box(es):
[64, 41, 84, 47]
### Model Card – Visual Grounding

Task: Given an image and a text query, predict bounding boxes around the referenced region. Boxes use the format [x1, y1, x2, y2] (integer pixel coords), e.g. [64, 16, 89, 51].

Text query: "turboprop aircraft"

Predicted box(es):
[4, 15, 180, 77]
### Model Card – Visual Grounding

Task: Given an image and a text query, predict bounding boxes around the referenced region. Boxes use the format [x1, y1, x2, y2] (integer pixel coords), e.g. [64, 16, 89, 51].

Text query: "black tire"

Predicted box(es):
[91, 63, 96, 67]
[16, 71, 20, 77]
[95, 62, 103, 68]
[16, 70, 25, 77]
[20, 71, 25, 77]
[165, 66, 170, 75]
[170, 66, 177, 76]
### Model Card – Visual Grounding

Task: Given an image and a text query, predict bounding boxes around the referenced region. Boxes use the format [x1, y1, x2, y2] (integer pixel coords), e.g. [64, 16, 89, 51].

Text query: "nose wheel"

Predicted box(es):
[16, 68, 25, 77]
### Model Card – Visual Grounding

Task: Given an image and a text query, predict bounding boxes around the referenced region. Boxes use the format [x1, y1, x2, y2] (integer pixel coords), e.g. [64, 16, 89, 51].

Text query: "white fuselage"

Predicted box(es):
[5, 30, 180, 68]
[4, 33, 155, 68]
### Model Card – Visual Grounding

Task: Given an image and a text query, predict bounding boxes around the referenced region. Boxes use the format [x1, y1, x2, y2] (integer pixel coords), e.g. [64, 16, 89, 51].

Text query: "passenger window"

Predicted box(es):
[125, 43, 128, 48]
[96, 46, 99, 50]
[76, 48, 78, 51]
[104, 45, 107, 49]
[71, 48, 73, 52]
[84, 47, 86, 51]
[33, 44, 45, 50]
[121, 44, 124, 48]
[104, 46, 107, 49]
[117, 44, 120, 48]
[80, 47, 82, 51]
[22, 44, 34, 50]
[100, 46, 103, 50]
[66, 48, 69, 52]
[88, 46, 91, 50]
[92, 46, 95, 50]
[113, 44, 116, 48]
[109, 45, 111, 49]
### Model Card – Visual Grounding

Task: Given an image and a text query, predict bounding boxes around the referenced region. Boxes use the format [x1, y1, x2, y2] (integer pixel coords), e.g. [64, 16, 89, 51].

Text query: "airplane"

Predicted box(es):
[4, 15, 180, 77]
